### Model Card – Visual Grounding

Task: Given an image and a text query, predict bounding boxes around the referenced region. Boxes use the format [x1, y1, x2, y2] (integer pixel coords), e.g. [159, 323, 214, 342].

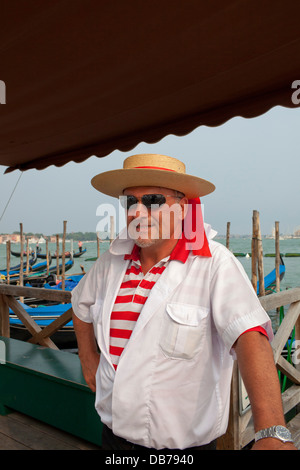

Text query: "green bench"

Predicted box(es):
[0, 336, 102, 446]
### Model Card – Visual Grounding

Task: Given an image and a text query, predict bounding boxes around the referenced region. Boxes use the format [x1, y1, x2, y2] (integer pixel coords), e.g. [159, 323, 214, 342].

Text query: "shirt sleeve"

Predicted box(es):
[240, 325, 268, 339]
[210, 251, 274, 353]
[71, 259, 101, 323]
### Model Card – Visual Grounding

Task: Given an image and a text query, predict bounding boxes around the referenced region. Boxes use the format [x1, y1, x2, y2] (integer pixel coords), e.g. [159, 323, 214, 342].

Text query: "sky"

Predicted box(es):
[0, 105, 299, 237]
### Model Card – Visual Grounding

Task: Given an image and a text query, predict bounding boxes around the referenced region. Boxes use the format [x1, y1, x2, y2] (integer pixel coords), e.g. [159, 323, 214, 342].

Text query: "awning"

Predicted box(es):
[1, 0, 299, 173]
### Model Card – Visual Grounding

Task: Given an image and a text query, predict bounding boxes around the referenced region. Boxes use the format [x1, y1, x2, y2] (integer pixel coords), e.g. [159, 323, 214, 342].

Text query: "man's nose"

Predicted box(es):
[128, 202, 148, 218]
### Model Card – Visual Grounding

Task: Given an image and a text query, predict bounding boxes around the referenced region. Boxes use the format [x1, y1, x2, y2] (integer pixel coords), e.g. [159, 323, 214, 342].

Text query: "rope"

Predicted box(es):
[0, 171, 23, 223]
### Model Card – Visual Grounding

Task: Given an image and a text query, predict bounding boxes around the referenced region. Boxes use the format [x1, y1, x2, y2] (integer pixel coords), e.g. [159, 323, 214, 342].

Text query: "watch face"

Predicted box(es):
[276, 426, 292, 440]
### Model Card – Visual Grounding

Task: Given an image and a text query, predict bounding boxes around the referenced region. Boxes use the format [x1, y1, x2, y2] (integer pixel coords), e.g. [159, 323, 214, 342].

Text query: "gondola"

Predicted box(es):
[10, 249, 37, 258]
[8, 258, 74, 285]
[257, 256, 285, 295]
[11, 248, 86, 259]
[36, 248, 86, 259]
[0, 252, 37, 275]
[9, 302, 76, 348]
[40, 248, 86, 259]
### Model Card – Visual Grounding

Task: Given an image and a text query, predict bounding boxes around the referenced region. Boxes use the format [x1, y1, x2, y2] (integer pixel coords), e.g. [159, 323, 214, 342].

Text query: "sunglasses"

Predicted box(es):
[120, 194, 179, 210]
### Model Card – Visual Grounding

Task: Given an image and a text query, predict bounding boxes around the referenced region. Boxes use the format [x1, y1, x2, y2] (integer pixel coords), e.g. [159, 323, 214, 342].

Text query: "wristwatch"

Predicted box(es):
[255, 425, 294, 443]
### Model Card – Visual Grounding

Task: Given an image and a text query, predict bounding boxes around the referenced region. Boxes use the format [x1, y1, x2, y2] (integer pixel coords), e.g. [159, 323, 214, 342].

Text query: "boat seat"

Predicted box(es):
[0, 336, 102, 446]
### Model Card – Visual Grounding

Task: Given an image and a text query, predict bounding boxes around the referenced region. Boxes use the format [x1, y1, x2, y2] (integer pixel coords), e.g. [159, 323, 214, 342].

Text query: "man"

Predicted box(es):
[72, 154, 296, 450]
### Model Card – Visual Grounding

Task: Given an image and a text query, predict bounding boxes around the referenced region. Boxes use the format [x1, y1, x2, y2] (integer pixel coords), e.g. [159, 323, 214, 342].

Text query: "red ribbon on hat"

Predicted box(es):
[134, 166, 176, 171]
[181, 198, 211, 257]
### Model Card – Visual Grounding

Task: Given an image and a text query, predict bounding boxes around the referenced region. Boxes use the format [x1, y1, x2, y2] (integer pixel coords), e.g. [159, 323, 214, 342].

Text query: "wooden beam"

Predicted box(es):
[282, 385, 300, 414]
[271, 300, 300, 363]
[5, 295, 58, 349]
[277, 355, 300, 385]
[0, 294, 10, 337]
[260, 287, 300, 312]
[0, 284, 71, 303]
[28, 307, 73, 345]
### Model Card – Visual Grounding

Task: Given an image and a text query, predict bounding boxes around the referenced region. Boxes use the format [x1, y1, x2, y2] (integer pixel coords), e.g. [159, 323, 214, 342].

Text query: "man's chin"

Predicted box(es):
[134, 238, 157, 248]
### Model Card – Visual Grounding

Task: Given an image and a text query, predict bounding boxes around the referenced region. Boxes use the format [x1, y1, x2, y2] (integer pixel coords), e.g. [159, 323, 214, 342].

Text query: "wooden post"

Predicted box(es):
[251, 210, 265, 296]
[226, 222, 230, 250]
[275, 221, 280, 293]
[19, 223, 24, 287]
[56, 234, 59, 276]
[25, 237, 30, 274]
[110, 216, 115, 244]
[0, 294, 10, 337]
[97, 234, 100, 258]
[46, 238, 49, 275]
[62, 221, 67, 290]
[251, 211, 258, 291]
[216, 361, 240, 450]
[256, 212, 265, 297]
[296, 315, 300, 415]
[6, 240, 10, 285]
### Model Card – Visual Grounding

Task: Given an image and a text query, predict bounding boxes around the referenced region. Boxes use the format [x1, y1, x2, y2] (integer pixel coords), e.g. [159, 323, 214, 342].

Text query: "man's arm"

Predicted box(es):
[234, 331, 297, 450]
[72, 309, 100, 392]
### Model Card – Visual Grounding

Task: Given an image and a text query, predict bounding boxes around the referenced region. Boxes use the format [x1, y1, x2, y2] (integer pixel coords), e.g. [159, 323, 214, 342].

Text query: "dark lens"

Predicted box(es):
[141, 194, 166, 208]
[120, 195, 138, 209]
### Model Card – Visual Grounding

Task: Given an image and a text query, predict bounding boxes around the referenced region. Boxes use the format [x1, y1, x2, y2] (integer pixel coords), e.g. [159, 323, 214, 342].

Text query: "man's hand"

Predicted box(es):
[234, 331, 298, 451]
[79, 350, 100, 392]
[251, 438, 297, 450]
[72, 309, 100, 392]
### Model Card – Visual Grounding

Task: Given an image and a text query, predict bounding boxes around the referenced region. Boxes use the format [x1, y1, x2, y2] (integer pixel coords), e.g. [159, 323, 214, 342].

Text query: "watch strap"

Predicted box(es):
[255, 425, 293, 443]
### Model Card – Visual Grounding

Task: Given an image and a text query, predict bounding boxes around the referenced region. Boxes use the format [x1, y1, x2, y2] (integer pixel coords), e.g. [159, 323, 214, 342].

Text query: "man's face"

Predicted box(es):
[122, 186, 187, 248]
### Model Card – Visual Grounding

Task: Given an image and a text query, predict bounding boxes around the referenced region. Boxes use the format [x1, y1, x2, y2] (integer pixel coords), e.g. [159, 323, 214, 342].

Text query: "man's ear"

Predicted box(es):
[180, 197, 189, 220]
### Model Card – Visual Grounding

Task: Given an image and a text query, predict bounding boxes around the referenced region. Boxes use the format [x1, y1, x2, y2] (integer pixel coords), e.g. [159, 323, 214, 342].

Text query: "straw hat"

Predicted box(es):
[91, 154, 215, 198]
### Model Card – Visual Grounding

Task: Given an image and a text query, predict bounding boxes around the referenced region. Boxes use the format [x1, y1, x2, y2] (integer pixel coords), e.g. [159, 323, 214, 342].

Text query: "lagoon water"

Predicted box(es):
[220, 237, 300, 292]
[1, 236, 299, 333]
[1, 237, 299, 290]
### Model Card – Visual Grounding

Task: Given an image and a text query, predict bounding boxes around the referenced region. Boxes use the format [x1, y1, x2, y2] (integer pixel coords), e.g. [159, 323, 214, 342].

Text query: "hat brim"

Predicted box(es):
[91, 168, 215, 198]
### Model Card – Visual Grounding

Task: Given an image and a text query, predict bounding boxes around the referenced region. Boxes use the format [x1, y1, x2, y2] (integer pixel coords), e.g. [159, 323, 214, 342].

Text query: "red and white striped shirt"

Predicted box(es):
[110, 248, 166, 370]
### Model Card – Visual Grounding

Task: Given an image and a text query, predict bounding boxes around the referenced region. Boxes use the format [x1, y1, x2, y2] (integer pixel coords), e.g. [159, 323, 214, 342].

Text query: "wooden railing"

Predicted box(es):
[0, 284, 72, 349]
[0, 283, 299, 449]
[219, 287, 300, 449]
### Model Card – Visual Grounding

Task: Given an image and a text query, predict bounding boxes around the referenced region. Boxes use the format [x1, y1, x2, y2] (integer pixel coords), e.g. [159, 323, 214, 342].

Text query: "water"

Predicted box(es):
[1, 237, 299, 289]
[218, 237, 300, 291]
[217, 237, 300, 332]
[1, 237, 299, 337]
[0, 240, 110, 278]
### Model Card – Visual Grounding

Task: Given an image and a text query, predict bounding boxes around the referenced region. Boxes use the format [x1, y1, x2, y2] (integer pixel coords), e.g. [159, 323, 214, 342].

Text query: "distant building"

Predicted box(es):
[294, 228, 300, 237]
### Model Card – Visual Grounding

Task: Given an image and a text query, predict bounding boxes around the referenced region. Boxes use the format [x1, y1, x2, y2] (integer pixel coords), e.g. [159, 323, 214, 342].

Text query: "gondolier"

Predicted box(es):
[71, 154, 296, 451]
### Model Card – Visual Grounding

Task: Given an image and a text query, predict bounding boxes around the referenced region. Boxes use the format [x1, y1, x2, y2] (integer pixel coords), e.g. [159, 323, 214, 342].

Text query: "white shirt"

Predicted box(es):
[71, 225, 273, 449]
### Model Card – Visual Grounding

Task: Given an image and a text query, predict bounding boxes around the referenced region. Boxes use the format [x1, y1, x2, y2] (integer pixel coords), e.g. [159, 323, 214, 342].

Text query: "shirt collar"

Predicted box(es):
[124, 236, 192, 264]
[124, 243, 140, 261]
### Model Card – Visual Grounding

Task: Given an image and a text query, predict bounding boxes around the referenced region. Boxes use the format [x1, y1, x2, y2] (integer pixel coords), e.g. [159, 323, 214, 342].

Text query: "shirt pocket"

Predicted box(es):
[159, 303, 209, 360]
